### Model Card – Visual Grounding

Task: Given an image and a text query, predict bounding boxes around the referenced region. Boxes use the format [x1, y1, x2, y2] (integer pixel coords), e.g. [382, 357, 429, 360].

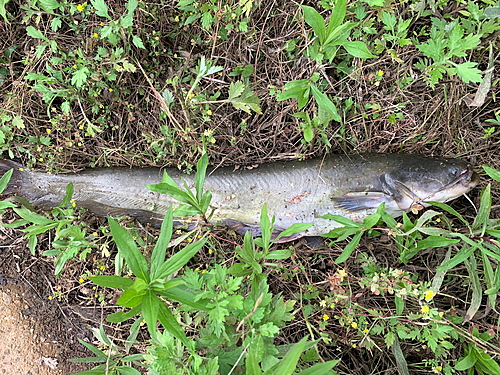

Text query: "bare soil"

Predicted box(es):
[0, 226, 93, 375]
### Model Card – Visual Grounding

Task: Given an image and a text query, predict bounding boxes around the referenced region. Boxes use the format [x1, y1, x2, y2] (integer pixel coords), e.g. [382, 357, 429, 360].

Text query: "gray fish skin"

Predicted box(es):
[1, 154, 479, 241]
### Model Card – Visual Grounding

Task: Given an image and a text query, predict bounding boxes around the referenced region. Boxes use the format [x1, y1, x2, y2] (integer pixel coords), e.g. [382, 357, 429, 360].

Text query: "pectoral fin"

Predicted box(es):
[332, 192, 395, 212]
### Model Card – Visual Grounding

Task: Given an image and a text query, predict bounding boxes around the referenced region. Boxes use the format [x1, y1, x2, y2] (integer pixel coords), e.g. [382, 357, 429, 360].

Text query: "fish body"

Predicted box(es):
[1, 154, 479, 241]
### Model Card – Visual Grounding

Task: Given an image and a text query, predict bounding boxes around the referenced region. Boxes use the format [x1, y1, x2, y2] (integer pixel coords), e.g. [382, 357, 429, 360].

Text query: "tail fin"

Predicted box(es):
[0, 159, 28, 195]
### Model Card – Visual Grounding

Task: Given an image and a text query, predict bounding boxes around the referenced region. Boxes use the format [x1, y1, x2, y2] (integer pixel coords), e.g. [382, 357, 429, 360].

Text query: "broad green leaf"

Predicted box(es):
[90, 275, 134, 289]
[265, 249, 291, 260]
[142, 290, 160, 339]
[437, 244, 476, 271]
[275, 223, 313, 241]
[269, 336, 308, 375]
[154, 238, 206, 279]
[454, 350, 476, 370]
[483, 165, 500, 182]
[39, 0, 60, 12]
[392, 336, 409, 375]
[301, 5, 326, 44]
[342, 41, 376, 59]
[464, 255, 482, 323]
[195, 152, 208, 203]
[26, 26, 47, 40]
[158, 286, 209, 310]
[327, 0, 346, 31]
[108, 218, 150, 282]
[158, 303, 190, 347]
[303, 124, 313, 142]
[0, 0, 8, 23]
[71, 67, 89, 88]
[296, 359, 339, 375]
[150, 205, 173, 279]
[427, 201, 470, 227]
[132, 35, 145, 49]
[117, 286, 145, 308]
[415, 236, 460, 251]
[472, 184, 491, 234]
[0, 168, 13, 194]
[14, 207, 54, 225]
[91, 0, 110, 19]
[228, 81, 245, 99]
[455, 62, 482, 84]
[59, 182, 74, 208]
[363, 213, 380, 229]
[310, 85, 341, 122]
[107, 304, 142, 323]
[322, 214, 363, 228]
[484, 6, 500, 19]
[335, 231, 363, 264]
[116, 366, 141, 375]
[276, 86, 308, 102]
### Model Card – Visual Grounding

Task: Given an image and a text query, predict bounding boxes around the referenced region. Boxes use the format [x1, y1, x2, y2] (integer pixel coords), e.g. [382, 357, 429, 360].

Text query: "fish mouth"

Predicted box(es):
[419, 165, 479, 204]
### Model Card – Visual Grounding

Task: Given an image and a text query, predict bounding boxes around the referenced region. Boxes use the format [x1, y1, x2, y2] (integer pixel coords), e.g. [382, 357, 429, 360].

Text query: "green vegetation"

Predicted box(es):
[1, 0, 500, 373]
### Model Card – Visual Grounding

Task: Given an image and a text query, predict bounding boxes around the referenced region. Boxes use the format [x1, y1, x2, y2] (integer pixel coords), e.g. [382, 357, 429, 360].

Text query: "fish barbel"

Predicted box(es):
[1, 154, 479, 241]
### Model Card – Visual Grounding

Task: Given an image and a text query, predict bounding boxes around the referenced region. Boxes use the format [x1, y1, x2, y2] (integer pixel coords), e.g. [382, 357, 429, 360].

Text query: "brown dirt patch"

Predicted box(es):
[0, 227, 93, 375]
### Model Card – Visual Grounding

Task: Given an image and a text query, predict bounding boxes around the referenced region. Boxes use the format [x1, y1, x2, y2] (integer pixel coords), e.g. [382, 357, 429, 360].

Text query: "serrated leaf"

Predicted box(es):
[26, 26, 47, 41]
[228, 81, 245, 100]
[71, 67, 89, 88]
[91, 0, 110, 19]
[132, 35, 145, 49]
[455, 62, 482, 84]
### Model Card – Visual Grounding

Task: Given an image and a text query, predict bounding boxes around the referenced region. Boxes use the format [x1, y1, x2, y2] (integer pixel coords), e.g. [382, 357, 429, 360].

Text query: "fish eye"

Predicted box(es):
[450, 167, 459, 176]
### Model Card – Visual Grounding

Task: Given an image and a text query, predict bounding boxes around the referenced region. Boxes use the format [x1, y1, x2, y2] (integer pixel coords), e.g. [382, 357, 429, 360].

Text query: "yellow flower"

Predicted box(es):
[93, 32, 98, 38]
[39, 158, 43, 162]
[319, 300, 326, 307]
[108, 88, 113, 92]
[421, 305, 430, 314]
[323, 314, 329, 321]
[174, 16, 179, 22]
[46, 129, 51, 134]
[48, 295, 53, 300]
[432, 366, 442, 373]
[72, 202, 76, 207]
[94, 294, 98, 298]
[210, 138, 215, 144]
[338, 269, 347, 281]
[100, 265, 105, 271]
[79, 278, 84, 283]
[77, 4, 84, 12]
[351, 322, 358, 329]
[363, 328, 369, 333]
[330, 303, 335, 309]
[174, 53, 178, 58]
[19, 168, 24, 171]
[206, 109, 212, 115]
[73, 64, 77, 68]
[378, 70, 383, 76]
[201, 270, 206, 274]
[352, 343, 356, 348]
[208, 249, 212, 254]
[93, 232, 98, 236]
[425, 290, 435, 301]
[78, 142, 82, 146]
[188, 92, 195, 99]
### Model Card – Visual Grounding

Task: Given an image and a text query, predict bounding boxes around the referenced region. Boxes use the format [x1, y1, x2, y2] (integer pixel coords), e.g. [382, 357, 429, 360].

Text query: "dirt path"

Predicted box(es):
[0, 228, 93, 375]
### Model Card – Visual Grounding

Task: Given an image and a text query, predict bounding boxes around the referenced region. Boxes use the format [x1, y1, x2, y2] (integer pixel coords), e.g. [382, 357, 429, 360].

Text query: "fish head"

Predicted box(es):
[384, 157, 479, 210]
